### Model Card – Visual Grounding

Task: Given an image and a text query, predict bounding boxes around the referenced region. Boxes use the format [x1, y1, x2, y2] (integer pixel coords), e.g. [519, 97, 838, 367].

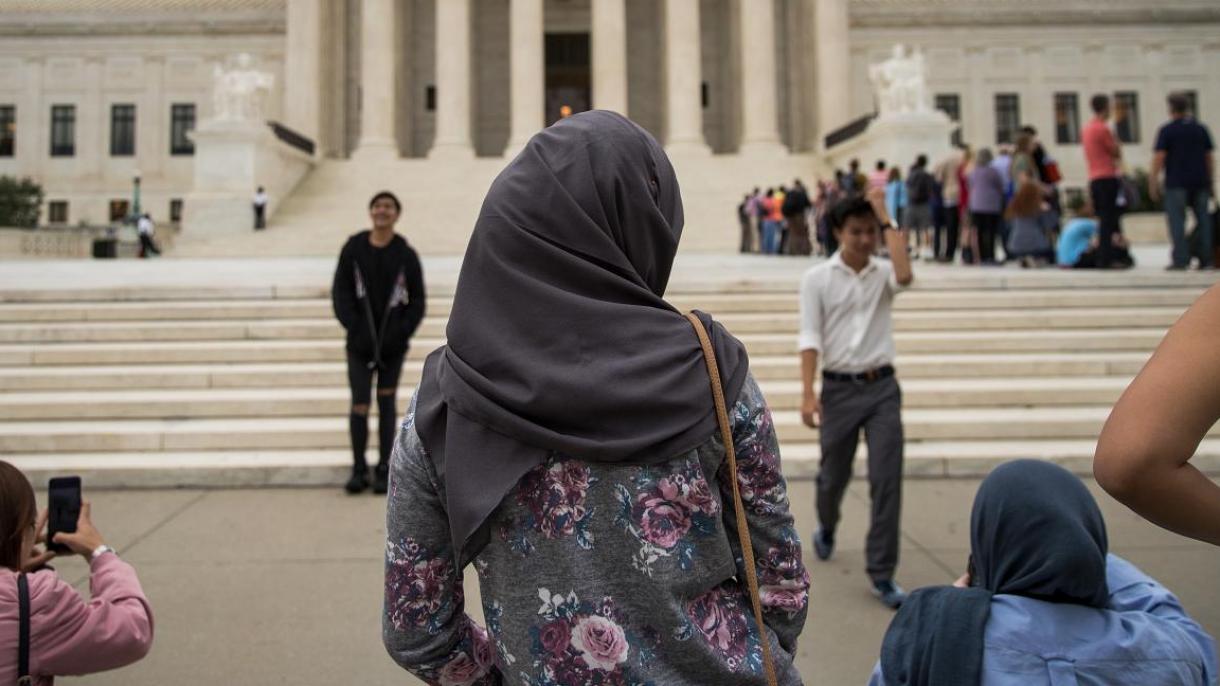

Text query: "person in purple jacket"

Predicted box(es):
[0, 461, 153, 685]
[967, 148, 1007, 265]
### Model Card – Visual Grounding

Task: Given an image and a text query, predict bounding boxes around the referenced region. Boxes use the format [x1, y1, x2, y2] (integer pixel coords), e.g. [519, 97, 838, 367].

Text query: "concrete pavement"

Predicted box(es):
[42, 477, 1220, 686]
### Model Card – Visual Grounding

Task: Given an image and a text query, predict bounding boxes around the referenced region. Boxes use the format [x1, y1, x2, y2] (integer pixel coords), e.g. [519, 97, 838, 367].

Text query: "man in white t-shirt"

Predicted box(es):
[798, 186, 913, 609]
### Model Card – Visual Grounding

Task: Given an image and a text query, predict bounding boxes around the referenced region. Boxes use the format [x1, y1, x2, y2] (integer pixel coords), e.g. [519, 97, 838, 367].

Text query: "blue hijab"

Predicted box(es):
[880, 460, 1109, 685]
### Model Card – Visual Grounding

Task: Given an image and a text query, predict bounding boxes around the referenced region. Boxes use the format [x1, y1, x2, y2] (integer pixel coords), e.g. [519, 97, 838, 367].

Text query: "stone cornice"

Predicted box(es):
[0, 7, 283, 37]
[850, 0, 1220, 28]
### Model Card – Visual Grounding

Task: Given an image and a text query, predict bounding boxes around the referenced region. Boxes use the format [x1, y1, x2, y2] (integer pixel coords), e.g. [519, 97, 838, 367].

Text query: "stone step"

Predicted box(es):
[0, 289, 1203, 323]
[0, 377, 1135, 420]
[7, 439, 1219, 489]
[0, 351, 1151, 392]
[7, 406, 1213, 453]
[767, 406, 1220, 443]
[0, 325, 1172, 363]
[0, 306, 1189, 344]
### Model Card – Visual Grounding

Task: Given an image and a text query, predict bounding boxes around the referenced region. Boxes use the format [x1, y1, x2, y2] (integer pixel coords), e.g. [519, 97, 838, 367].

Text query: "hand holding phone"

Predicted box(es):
[46, 476, 81, 554]
[51, 502, 105, 558]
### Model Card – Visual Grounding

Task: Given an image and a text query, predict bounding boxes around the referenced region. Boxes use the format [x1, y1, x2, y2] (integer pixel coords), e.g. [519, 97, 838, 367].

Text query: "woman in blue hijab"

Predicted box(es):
[869, 459, 1217, 686]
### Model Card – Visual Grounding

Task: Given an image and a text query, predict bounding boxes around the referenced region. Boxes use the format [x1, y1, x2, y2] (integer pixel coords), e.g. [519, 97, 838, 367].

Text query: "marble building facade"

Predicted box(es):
[0, 0, 1218, 242]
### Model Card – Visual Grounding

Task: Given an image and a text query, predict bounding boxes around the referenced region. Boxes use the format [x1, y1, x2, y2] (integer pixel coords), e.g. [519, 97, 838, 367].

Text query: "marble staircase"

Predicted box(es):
[2, 268, 1217, 487]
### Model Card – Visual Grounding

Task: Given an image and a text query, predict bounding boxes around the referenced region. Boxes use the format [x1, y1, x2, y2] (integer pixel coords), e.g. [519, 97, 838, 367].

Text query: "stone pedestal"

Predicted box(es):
[826, 111, 955, 180]
[182, 120, 314, 234]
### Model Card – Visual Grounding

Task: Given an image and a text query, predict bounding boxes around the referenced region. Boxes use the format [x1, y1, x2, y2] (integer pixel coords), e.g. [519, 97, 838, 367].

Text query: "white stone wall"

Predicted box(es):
[847, 24, 1220, 193]
[0, 36, 283, 226]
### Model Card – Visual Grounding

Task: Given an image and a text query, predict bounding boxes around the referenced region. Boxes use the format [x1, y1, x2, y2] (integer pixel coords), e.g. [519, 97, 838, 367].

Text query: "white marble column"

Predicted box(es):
[814, 0, 850, 148]
[664, 0, 711, 155]
[505, 0, 545, 155]
[429, 0, 475, 159]
[353, 0, 398, 160]
[284, 0, 325, 149]
[739, 0, 785, 154]
[592, 0, 628, 115]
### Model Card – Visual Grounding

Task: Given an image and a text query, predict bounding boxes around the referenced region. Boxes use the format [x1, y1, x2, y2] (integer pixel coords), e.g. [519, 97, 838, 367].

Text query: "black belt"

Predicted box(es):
[822, 365, 894, 383]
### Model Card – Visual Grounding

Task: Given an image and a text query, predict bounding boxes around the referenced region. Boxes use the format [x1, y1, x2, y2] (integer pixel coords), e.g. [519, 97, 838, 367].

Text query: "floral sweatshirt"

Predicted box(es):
[382, 373, 810, 686]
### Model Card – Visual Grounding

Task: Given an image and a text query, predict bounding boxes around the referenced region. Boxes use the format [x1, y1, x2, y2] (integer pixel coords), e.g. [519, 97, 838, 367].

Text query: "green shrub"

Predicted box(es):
[0, 176, 44, 229]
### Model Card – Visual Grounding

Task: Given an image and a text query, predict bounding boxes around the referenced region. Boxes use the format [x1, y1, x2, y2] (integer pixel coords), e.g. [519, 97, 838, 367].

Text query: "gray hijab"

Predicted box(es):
[415, 111, 750, 564]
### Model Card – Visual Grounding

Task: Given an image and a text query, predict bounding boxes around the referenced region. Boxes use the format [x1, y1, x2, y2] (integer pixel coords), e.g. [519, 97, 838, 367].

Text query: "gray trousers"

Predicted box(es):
[816, 375, 904, 582]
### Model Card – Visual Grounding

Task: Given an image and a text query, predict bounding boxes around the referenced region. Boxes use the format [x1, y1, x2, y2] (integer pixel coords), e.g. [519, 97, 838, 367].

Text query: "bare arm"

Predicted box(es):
[801, 349, 820, 428]
[1094, 285, 1220, 546]
[868, 187, 914, 285]
[1149, 151, 1166, 201]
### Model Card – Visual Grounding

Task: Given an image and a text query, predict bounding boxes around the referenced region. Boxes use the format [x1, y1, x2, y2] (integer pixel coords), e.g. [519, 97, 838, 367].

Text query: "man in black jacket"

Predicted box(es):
[332, 191, 426, 494]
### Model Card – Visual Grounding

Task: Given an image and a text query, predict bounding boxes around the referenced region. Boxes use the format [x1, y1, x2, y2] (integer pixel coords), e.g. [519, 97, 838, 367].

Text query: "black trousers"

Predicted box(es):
[817, 376, 904, 583]
[935, 206, 959, 261]
[1089, 178, 1121, 268]
[254, 205, 266, 230]
[972, 212, 1001, 263]
[138, 234, 160, 257]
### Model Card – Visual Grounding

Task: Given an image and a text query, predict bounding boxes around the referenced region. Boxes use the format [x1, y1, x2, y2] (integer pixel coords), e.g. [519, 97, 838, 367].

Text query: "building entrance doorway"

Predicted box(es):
[545, 33, 590, 125]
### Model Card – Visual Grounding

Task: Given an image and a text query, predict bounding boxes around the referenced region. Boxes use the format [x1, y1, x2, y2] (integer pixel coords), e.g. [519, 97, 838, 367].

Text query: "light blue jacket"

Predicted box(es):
[885, 180, 907, 223]
[869, 555, 1218, 686]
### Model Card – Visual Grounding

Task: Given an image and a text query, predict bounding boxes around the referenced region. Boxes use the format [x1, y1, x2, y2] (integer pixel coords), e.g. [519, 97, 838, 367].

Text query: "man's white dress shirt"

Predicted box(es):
[798, 252, 907, 373]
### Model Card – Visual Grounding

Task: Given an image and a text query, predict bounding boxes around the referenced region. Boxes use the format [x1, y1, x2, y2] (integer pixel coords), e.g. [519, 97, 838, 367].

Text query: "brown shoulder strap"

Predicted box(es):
[685, 313, 779, 686]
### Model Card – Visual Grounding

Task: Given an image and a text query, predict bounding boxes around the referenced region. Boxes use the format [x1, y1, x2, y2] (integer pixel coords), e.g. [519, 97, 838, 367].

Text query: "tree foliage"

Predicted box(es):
[0, 176, 44, 229]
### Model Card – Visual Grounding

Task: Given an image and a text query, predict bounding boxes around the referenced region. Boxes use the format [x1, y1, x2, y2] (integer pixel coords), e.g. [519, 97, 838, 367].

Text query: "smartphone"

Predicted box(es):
[46, 476, 82, 554]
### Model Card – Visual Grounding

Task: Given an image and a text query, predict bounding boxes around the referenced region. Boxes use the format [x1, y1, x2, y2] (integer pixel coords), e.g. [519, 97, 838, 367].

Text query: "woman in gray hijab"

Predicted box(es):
[381, 111, 809, 685]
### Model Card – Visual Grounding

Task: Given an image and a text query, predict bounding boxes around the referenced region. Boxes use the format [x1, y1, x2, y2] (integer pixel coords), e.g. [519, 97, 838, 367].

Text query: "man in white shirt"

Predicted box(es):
[798, 186, 913, 609]
[253, 186, 269, 230]
[135, 213, 160, 258]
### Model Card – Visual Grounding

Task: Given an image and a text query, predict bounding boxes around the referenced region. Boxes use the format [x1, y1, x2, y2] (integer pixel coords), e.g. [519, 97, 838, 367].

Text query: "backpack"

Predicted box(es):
[907, 170, 932, 204]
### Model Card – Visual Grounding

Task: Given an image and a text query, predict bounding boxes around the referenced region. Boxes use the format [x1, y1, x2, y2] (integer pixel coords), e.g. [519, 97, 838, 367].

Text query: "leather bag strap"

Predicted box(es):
[685, 313, 779, 686]
[18, 572, 31, 685]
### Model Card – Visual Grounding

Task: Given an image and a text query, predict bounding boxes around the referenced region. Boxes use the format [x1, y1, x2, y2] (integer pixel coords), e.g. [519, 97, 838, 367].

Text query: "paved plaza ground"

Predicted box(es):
[41, 477, 1219, 686]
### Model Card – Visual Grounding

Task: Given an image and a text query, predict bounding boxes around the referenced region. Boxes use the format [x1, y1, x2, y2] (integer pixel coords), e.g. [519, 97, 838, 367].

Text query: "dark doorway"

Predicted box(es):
[545, 33, 590, 126]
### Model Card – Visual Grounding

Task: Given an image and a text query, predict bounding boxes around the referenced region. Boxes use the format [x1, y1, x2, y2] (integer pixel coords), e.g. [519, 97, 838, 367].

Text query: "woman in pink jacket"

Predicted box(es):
[0, 461, 154, 684]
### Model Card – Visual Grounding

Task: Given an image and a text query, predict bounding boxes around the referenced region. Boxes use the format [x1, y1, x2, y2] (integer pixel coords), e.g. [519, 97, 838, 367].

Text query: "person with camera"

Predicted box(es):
[0, 461, 154, 684]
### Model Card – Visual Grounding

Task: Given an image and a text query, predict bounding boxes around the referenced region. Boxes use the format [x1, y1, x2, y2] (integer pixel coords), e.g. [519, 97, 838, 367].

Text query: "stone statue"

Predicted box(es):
[211, 53, 275, 122]
[869, 44, 930, 117]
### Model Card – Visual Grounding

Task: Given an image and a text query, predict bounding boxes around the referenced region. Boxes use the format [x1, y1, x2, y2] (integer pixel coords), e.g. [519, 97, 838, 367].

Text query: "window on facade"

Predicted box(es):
[50, 105, 75, 157]
[1054, 93, 1080, 144]
[1114, 91, 1140, 144]
[994, 93, 1020, 145]
[170, 103, 195, 155]
[425, 86, 436, 112]
[109, 199, 130, 222]
[169, 198, 183, 223]
[0, 106, 14, 157]
[935, 94, 961, 122]
[110, 104, 136, 156]
[701, 82, 709, 109]
[47, 201, 69, 224]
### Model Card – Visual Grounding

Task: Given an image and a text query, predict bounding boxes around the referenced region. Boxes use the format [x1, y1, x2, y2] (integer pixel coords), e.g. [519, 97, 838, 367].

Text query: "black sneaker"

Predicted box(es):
[345, 467, 370, 495]
[813, 528, 834, 561]
[872, 579, 907, 610]
[372, 463, 389, 495]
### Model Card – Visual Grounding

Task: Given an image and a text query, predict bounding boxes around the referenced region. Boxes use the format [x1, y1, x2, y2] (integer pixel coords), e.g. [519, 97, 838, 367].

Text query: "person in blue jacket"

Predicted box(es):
[868, 459, 1217, 686]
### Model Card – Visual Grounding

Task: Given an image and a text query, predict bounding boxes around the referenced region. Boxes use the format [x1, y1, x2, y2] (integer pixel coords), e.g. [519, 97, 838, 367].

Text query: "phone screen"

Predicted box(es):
[46, 476, 82, 554]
